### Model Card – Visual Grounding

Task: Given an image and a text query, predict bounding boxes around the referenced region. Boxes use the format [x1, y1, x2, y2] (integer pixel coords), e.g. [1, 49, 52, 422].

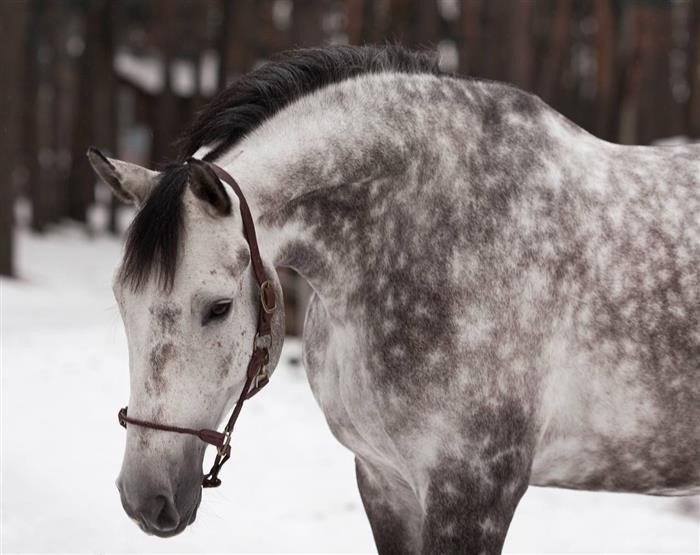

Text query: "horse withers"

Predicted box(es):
[89, 45, 699, 553]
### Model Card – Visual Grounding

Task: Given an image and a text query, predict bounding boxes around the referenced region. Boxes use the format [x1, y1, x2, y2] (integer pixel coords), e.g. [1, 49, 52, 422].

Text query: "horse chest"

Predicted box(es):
[301, 295, 399, 465]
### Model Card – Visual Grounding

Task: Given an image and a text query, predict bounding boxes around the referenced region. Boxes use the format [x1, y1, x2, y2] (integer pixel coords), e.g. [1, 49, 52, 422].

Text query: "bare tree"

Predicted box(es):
[151, 0, 179, 165]
[22, 1, 45, 232]
[67, 0, 100, 224]
[217, 0, 232, 89]
[91, 0, 120, 233]
[225, 0, 261, 79]
[386, 0, 440, 48]
[0, 0, 29, 275]
[537, 0, 573, 105]
[594, 0, 616, 139]
[508, 0, 534, 90]
[688, 0, 700, 138]
[620, 1, 678, 144]
[459, 0, 483, 76]
[346, 0, 365, 44]
[291, 0, 326, 48]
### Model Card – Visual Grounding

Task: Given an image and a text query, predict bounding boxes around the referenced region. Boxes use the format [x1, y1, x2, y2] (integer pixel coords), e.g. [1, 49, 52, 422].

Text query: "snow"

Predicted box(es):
[2, 228, 698, 553]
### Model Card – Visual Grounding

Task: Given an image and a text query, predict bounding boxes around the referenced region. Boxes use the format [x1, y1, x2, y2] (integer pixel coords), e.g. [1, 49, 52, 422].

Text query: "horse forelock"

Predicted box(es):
[119, 164, 190, 292]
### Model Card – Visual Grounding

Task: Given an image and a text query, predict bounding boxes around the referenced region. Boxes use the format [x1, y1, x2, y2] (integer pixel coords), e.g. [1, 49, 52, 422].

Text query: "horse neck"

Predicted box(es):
[219, 74, 470, 317]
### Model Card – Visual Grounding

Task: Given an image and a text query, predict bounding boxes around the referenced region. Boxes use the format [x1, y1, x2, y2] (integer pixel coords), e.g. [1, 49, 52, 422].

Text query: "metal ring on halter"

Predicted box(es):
[218, 431, 232, 457]
[260, 280, 277, 313]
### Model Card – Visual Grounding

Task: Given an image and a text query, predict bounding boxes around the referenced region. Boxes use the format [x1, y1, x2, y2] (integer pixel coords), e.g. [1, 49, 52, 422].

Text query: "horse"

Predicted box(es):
[87, 45, 700, 554]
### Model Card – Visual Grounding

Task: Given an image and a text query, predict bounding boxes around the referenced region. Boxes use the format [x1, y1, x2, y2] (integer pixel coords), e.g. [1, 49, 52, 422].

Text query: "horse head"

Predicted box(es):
[88, 149, 284, 536]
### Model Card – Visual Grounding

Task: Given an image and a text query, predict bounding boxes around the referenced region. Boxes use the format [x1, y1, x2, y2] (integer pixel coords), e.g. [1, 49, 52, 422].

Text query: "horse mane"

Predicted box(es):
[179, 44, 442, 161]
[123, 45, 442, 291]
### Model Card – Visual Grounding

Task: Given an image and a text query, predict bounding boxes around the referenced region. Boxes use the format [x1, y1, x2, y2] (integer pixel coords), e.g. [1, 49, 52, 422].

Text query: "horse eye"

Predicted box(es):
[205, 300, 232, 324]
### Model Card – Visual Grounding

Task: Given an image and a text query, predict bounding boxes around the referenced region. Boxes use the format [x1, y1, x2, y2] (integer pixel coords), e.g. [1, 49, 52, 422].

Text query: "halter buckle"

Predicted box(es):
[260, 280, 277, 313]
[254, 332, 271, 350]
[217, 431, 232, 457]
[254, 367, 269, 389]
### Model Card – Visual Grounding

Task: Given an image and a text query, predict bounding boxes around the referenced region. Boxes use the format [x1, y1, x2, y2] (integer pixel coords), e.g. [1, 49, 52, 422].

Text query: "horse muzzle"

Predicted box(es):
[117, 475, 202, 537]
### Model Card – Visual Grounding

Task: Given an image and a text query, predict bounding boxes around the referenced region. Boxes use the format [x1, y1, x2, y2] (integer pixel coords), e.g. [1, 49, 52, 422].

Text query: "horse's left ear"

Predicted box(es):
[186, 159, 232, 216]
[86, 147, 159, 206]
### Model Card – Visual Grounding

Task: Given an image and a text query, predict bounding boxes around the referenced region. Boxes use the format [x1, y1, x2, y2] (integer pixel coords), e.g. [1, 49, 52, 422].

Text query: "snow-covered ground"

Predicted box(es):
[2, 228, 698, 554]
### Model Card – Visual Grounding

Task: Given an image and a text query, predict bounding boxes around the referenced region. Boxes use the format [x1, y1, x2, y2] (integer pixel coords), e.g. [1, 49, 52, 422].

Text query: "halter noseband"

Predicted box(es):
[117, 161, 278, 488]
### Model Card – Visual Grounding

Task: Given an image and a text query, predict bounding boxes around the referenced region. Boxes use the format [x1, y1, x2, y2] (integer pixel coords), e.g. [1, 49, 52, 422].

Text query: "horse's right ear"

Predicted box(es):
[86, 147, 159, 206]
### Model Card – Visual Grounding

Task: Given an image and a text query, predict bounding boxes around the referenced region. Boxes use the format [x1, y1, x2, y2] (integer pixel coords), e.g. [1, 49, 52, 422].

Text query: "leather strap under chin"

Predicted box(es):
[117, 160, 278, 489]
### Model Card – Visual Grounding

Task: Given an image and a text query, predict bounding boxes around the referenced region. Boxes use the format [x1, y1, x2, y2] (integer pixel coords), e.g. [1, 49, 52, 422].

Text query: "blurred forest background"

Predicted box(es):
[2, 0, 699, 334]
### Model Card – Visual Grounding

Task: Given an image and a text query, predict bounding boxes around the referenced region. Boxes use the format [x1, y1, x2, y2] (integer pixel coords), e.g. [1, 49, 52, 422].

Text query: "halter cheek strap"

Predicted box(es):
[117, 161, 278, 489]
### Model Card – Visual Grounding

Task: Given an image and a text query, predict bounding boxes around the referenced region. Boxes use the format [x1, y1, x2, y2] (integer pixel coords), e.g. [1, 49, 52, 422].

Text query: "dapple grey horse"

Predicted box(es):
[88, 45, 699, 553]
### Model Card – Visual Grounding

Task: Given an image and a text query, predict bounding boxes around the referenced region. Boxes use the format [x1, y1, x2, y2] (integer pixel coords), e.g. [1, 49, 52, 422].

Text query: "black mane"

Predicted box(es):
[124, 45, 441, 291]
[119, 164, 189, 291]
[179, 44, 442, 161]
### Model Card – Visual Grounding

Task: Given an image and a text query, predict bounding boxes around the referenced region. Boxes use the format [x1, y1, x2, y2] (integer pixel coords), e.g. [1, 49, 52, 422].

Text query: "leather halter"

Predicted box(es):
[117, 161, 278, 488]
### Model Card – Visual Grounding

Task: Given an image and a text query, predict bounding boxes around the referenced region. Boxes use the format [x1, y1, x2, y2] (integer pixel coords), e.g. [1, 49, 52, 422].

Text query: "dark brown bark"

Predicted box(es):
[637, 3, 677, 144]
[45, 0, 65, 224]
[621, 3, 677, 144]
[67, 0, 99, 224]
[413, 0, 441, 47]
[594, 0, 616, 139]
[93, 0, 120, 234]
[257, 0, 281, 57]
[688, 0, 700, 138]
[386, 0, 440, 48]
[225, 0, 259, 77]
[291, 0, 325, 47]
[0, 0, 28, 275]
[458, 0, 482, 76]
[185, 0, 208, 107]
[478, 0, 519, 83]
[346, 0, 365, 45]
[151, 0, 179, 165]
[22, 1, 45, 232]
[218, 0, 232, 88]
[508, 0, 534, 90]
[538, 0, 573, 104]
[359, 0, 389, 44]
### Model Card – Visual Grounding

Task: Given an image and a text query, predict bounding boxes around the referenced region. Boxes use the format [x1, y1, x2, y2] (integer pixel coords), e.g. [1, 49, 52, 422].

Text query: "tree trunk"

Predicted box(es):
[688, 0, 700, 138]
[346, 0, 364, 45]
[637, 3, 677, 144]
[218, 0, 232, 89]
[458, 0, 482, 76]
[23, 1, 45, 232]
[67, 0, 99, 225]
[226, 0, 261, 76]
[594, 0, 616, 140]
[0, 0, 28, 276]
[538, 0, 573, 105]
[151, 0, 179, 165]
[479, 0, 517, 83]
[386, 0, 439, 49]
[291, 0, 325, 48]
[46, 0, 76, 224]
[413, 0, 440, 47]
[91, 0, 120, 234]
[508, 0, 534, 90]
[621, 2, 677, 144]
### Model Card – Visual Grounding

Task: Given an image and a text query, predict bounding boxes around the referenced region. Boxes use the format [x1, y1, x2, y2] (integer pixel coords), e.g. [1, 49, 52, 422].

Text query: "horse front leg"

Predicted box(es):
[420, 451, 532, 555]
[355, 457, 424, 555]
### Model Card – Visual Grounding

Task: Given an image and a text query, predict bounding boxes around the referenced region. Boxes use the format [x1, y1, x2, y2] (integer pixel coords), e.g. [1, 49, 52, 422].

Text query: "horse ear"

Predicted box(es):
[187, 159, 232, 216]
[86, 147, 159, 206]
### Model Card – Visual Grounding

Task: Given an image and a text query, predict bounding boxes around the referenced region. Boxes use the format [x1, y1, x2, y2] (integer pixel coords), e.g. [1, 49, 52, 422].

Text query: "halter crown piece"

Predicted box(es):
[117, 161, 278, 488]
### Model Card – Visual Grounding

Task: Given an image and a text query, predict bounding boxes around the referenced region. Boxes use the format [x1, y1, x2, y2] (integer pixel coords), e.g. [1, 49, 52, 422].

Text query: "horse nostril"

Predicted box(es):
[145, 494, 180, 532]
